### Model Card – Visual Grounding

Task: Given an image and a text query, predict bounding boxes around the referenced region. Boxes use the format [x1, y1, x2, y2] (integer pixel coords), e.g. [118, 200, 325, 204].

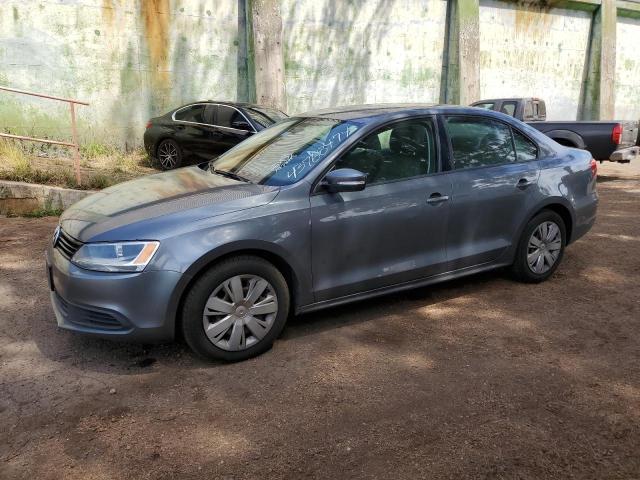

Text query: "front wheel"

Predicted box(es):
[181, 256, 290, 362]
[510, 210, 566, 283]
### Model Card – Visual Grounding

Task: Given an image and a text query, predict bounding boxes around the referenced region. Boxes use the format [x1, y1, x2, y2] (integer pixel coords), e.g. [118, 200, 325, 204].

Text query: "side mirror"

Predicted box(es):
[321, 168, 366, 193]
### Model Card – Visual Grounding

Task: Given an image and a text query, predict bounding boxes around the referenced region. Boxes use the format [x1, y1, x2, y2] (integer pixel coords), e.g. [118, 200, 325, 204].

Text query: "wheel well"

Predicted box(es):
[553, 138, 577, 148]
[173, 249, 297, 338]
[536, 204, 574, 244]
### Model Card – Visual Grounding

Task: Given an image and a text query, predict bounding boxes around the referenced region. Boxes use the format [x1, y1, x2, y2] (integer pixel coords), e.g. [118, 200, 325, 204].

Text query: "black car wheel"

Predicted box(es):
[156, 139, 183, 170]
[181, 255, 290, 362]
[510, 210, 566, 283]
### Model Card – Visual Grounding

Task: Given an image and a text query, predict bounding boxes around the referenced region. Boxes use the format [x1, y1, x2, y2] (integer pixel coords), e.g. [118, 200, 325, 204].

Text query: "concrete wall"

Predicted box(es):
[0, 0, 239, 148]
[1, 0, 640, 149]
[281, 0, 447, 114]
[478, 1, 592, 120]
[615, 16, 640, 120]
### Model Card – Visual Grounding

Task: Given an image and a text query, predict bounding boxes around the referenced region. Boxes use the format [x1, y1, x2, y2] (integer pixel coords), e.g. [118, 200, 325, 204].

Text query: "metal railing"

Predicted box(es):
[0, 85, 89, 185]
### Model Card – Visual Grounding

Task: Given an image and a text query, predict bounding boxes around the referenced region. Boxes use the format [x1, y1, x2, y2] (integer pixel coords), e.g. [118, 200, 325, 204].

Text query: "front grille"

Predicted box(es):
[55, 229, 83, 260]
[54, 293, 125, 331]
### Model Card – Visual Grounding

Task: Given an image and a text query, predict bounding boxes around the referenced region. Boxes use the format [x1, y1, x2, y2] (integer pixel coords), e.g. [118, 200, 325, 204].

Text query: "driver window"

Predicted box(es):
[334, 118, 437, 184]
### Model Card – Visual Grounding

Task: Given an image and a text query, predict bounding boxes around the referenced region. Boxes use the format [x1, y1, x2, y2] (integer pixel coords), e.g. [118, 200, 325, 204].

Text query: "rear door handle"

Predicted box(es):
[427, 193, 450, 205]
[516, 178, 533, 189]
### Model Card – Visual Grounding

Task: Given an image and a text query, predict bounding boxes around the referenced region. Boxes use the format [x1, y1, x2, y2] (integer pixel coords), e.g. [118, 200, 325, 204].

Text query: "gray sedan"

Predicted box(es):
[46, 104, 598, 361]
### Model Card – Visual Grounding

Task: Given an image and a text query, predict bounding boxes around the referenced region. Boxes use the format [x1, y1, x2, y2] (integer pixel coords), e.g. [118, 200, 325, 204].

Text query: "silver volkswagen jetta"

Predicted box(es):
[46, 104, 598, 361]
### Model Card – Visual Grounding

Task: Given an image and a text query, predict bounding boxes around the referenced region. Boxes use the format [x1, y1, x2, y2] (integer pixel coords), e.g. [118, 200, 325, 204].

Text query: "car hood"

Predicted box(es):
[60, 166, 279, 242]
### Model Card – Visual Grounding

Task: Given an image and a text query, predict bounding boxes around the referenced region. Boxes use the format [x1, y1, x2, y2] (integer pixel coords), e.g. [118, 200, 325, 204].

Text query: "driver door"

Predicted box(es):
[309, 117, 452, 302]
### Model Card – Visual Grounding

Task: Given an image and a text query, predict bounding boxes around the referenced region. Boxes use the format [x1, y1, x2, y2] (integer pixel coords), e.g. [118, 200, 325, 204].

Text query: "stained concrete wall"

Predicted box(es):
[1, 0, 640, 149]
[281, 0, 447, 114]
[0, 0, 239, 148]
[478, 1, 592, 120]
[615, 16, 640, 120]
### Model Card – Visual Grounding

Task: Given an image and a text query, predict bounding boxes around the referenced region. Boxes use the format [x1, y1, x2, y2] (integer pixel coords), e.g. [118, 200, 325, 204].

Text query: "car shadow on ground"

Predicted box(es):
[30, 267, 504, 375]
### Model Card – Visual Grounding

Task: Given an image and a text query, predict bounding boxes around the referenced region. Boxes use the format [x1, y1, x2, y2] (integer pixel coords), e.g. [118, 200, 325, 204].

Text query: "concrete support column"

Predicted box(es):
[441, 0, 480, 105]
[578, 0, 617, 120]
[246, 0, 286, 110]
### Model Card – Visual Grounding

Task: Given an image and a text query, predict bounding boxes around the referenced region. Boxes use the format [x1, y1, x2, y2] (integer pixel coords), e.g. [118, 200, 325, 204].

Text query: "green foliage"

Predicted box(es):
[80, 142, 114, 158]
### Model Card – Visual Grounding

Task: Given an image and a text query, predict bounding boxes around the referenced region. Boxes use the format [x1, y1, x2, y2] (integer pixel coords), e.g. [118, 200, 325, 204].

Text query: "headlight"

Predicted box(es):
[72, 241, 159, 272]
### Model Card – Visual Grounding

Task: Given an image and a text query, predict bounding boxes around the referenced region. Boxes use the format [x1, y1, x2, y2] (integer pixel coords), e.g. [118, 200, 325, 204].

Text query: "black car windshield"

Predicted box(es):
[245, 107, 289, 127]
[210, 117, 361, 186]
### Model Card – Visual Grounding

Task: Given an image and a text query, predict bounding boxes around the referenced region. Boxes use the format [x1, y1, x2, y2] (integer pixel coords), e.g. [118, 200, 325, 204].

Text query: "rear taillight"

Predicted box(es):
[590, 158, 598, 178]
[612, 123, 622, 144]
[145, 121, 152, 129]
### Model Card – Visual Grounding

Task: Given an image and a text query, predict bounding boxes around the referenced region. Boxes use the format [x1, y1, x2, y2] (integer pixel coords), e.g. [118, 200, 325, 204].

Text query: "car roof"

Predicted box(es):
[180, 101, 285, 111]
[297, 103, 510, 122]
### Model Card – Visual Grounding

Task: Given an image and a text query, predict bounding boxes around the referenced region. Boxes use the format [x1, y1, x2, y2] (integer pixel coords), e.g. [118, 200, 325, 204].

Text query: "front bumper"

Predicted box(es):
[45, 246, 183, 342]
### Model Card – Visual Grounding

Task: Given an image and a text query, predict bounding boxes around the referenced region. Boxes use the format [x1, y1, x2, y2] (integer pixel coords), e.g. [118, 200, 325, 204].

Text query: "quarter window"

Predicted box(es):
[174, 104, 205, 123]
[513, 129, 538, 161]
[334, 118, 437, 184]
[445, 116, 516, 169]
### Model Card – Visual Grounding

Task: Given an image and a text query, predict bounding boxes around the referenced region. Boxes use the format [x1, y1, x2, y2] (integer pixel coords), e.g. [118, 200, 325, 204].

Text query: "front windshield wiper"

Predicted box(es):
[212, 168, 252, 184]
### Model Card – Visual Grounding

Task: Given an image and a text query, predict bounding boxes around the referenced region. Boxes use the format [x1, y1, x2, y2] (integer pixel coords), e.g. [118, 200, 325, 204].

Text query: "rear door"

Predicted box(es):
[214, 105, 255, 153]
[172, 104, 212, 156]
[310, 117, 452, 301]
[442, 115, 540, 270]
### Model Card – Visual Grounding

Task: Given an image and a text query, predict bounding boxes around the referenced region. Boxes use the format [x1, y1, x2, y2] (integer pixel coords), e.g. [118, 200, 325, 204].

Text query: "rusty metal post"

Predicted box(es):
[0, 85, 88, 185]
[69, 102, 81, 185]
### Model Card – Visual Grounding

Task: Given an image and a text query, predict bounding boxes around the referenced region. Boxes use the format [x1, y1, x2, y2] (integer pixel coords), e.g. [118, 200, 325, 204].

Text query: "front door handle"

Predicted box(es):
[427, 193, 450, 205]
[517, 178, 533, 189]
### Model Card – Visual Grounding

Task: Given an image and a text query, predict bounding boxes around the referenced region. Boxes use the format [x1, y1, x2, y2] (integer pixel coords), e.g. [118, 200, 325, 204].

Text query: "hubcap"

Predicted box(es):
[158, 142, 178, 169]
[527, 221, 562, 274]
[202, 275, 278, 351]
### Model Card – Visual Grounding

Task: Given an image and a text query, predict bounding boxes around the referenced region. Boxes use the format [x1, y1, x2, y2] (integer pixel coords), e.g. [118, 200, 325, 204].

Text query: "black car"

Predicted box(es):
[143, 101, 288, 169]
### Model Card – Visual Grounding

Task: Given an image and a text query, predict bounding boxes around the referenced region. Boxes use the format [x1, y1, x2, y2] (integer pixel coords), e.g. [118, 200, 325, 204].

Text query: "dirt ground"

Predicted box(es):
[1, 162, 639, 479]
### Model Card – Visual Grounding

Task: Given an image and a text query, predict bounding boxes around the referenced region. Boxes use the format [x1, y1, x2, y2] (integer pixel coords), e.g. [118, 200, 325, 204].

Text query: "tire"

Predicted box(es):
[510, 210, 566, 283]
[156, 139, 183, 170]
[181, 256, 290, 362]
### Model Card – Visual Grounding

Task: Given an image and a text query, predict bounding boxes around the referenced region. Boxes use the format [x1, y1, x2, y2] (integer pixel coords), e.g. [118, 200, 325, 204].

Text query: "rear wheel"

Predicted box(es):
[510, 210, 566, 283]
[156, 139, 183, 170]
[181, 256, 290, 362]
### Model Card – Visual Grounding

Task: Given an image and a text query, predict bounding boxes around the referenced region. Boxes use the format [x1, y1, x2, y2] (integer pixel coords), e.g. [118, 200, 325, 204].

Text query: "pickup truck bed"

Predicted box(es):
[529, 120, 639, 161]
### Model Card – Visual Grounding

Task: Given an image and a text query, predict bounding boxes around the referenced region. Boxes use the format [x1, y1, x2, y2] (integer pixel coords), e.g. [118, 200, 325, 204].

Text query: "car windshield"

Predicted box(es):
[245, 107, 289, 127]
[210, 117, 361, 186]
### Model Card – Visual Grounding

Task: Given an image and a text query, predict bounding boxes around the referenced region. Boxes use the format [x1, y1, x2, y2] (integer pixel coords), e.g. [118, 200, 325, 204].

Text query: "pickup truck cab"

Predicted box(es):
[471, 97, 640, 163]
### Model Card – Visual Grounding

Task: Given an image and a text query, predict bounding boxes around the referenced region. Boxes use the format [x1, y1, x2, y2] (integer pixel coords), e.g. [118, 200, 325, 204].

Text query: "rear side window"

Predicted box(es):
[523, 102, 534, 120]
[174, 104, 205, 123]
[216, 106, 250, 130]
[500, 102, 517, 117]
[445, 116, 516, 169]
[513, 130, 538, 161]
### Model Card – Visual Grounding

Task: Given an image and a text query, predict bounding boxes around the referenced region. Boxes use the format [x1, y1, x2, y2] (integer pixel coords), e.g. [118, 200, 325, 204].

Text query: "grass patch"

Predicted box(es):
[11, 206, 64, 218]
[0, 139, 157, 190]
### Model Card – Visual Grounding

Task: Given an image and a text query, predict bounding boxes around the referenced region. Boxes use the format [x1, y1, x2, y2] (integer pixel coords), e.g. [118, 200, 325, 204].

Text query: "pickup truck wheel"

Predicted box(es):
[511, 210, 566, 283]
[181, 256, 290, 362]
